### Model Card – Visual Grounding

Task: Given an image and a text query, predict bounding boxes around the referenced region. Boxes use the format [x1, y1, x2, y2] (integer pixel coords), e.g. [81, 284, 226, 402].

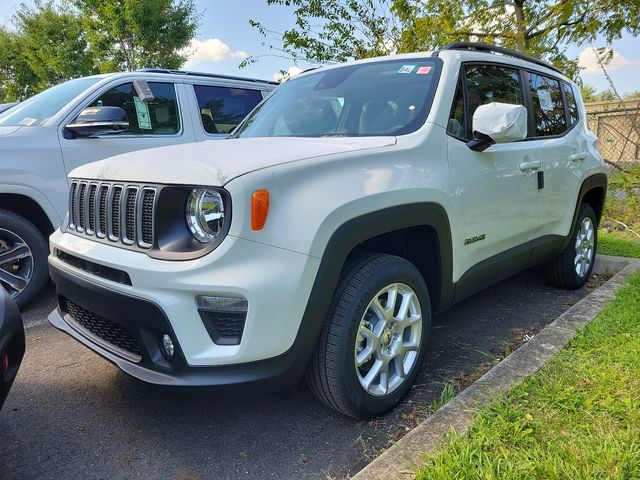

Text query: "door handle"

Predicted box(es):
[519, 160, 541, 172]
[569, 152, 587, 162]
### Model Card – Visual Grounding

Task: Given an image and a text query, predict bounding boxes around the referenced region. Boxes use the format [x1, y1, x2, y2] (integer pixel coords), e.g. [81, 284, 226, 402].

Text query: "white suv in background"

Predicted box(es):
[0, 70, 275, 306]
[48, 43, 607, 418]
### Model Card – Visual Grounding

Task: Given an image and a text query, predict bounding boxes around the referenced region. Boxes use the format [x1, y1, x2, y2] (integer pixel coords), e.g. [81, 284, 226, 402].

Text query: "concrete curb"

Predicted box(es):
[351, 255, 640, 480]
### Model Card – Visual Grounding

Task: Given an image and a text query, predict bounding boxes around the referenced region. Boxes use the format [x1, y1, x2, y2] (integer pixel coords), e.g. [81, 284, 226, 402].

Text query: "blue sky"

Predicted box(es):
[0, 0, 638, 93]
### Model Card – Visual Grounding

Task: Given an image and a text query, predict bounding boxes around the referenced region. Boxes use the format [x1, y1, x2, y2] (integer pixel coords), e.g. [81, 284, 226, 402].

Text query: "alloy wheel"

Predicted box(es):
[0, 228, 33, 299]
[354, 283, 423, 397]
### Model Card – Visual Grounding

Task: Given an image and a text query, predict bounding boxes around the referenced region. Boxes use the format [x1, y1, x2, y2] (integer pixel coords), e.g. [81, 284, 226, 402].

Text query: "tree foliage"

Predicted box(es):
[75, 0, 200, 71]
[249, 0, 640, 80]
[0, 0, 201, 102]
[243, 0, 403, 66]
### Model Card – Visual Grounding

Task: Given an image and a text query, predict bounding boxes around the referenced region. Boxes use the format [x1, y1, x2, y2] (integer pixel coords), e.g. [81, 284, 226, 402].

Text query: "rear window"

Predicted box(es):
[194, 85, 263, 134]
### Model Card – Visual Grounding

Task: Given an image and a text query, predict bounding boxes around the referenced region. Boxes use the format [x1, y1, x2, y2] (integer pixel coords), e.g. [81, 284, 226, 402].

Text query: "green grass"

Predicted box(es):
[415, 270, 640, 480]
[598, 231, 640, 258]
[600, 167, 640, 259]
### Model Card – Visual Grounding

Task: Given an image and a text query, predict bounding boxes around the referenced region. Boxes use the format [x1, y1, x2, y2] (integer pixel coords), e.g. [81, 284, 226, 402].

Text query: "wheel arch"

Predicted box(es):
[573, 173, 608, 230]
[0, 193, 56, 238]
[279, 202, 454, 386]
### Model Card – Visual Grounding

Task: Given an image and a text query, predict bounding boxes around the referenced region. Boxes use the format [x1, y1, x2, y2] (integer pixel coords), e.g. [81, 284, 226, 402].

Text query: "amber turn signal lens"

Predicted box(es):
[251, 190, 270, 231]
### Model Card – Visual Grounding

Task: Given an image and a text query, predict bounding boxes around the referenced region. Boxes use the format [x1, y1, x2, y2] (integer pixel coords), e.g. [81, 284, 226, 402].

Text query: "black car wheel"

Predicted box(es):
[307, 254, 431, 418]
[0, 209, 49, 307]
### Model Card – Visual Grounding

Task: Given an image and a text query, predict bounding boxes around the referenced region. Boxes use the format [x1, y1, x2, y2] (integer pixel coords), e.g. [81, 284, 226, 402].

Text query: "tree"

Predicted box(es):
[249, 0, 639, 79]
[75, 0, 200, 71]
[0, 1, 96, 101]
[244, 0, 401, 66]
[16, 1, 97, 88]
[0, 28, 35, 101]
[580, 84, 598, 103]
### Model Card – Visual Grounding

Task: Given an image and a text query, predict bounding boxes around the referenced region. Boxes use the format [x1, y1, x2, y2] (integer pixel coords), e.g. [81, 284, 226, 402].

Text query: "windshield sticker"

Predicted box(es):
[397, 65, 416, 74]
[134, 96, 152, 130]
[416, 66, 432, 75]
[18, 117, 38, 126]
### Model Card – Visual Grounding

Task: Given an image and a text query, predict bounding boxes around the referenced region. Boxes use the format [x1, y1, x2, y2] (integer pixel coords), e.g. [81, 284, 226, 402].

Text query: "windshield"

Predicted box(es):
[233, 58, 441, 138]
[0, 76, 102, 127]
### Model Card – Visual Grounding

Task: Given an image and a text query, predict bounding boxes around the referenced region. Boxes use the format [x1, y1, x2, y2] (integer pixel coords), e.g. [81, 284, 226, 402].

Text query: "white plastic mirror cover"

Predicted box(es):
[472, 102, 528, 143]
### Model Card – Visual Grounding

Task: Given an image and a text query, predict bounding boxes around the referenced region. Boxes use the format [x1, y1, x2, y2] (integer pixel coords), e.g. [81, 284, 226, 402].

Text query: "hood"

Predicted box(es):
[0, 126, 22, 136]
[69, 136, 396, 186]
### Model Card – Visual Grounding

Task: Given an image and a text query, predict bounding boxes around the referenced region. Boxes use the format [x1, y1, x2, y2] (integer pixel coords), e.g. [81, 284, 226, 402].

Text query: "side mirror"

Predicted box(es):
[66, 106, 129, 137]
[467, 102, 528, 152]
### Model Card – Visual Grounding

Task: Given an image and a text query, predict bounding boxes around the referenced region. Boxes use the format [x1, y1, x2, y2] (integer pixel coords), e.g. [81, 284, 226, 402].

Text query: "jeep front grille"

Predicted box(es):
[69, 180, 157, 250]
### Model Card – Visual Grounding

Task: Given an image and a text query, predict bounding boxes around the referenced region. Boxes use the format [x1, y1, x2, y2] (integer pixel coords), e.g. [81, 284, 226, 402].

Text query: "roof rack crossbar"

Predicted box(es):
[440, 42, 564, 75]
[136, 68, 279, 85]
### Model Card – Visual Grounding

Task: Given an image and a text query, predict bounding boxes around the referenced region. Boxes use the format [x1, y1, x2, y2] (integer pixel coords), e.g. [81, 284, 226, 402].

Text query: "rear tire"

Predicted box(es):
[307, 254, 431, 419]
[545, 203, 597, 290]
[0, 209, 49, 307]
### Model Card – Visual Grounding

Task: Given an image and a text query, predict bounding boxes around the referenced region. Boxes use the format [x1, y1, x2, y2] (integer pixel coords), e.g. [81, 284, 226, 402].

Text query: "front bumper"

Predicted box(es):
[47, 230, 323, 390]
[1, 287, 25, 410]
[48, 265, 311, 390]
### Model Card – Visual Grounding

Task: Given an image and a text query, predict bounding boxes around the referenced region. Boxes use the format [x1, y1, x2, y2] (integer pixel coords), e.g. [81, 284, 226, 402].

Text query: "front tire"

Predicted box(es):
[307, 254, 431, 419]
[0, 209, 49, 307]
[545, 203, 597, 290]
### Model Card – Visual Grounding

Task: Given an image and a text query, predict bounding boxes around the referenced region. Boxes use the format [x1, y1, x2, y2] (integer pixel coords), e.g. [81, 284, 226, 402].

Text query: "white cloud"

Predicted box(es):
[183, 38, 248, 66]
[578, 47, 634, 74]
[273, 66, 303, 82]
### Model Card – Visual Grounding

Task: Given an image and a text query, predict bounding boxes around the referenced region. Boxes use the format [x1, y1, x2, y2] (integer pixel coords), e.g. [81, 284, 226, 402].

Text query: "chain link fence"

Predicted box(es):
[586, 98, 640, 182]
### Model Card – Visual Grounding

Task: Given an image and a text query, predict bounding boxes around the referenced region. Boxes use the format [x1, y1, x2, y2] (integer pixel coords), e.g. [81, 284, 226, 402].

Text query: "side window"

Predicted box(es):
[464, 64, 524, 140]
[527, 73, 566, 136]
[563, 82, 578, 126]
[87, 82, 180, 135]
[447, 77, 465, 139]
[194, 85, 263, 134]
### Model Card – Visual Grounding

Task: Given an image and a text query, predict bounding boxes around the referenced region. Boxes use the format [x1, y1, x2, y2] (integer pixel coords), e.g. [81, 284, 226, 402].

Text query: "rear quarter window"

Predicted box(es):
[563, 82, 579, 126]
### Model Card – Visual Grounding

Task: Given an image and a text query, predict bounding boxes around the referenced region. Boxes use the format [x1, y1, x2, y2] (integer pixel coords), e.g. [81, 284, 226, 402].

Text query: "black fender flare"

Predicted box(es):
[278, 202, 454, 384]
[563, 173, 608, 250]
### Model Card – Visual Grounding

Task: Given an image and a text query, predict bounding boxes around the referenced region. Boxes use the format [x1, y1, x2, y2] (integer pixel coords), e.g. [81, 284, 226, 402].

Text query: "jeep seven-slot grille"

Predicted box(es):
[69, 180, 156, 249]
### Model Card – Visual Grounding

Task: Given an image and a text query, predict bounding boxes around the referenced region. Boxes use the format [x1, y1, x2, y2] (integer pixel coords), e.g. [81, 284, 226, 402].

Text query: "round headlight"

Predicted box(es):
[186, 189, 225, 243]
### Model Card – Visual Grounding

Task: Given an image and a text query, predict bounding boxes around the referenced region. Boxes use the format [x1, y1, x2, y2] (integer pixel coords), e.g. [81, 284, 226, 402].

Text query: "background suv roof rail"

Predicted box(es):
[438, 42, 564, 75]
[136, 68, 279, 85]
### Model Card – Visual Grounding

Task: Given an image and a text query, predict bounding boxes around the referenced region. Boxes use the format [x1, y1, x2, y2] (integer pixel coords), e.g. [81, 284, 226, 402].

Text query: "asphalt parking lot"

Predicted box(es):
[1, 267, 602, 480]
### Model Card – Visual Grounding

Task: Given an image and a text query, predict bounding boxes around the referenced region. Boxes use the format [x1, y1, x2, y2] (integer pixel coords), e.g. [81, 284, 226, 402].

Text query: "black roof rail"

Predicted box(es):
[136, 68, 279, 85]
[438, 42, 564, 75]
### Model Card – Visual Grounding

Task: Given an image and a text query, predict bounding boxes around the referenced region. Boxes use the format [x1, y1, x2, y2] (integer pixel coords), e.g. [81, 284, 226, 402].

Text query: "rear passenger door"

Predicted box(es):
[524, 72, 582, 246]
[190, 85, 265, 140]
[446, 63, 543, 282]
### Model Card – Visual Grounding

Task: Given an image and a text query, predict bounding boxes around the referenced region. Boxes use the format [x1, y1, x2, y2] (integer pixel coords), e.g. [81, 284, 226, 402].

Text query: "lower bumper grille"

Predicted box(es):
[63, 298, 142, 362]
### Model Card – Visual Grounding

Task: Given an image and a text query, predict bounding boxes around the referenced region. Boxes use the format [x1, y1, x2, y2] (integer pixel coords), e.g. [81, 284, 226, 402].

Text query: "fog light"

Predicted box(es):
[160, 334, 175, 360]
[196, 295, 248, 312]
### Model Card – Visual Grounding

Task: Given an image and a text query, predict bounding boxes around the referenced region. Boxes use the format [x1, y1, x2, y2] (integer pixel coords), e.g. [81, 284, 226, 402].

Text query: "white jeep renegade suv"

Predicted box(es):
[48, 43, 607, 418]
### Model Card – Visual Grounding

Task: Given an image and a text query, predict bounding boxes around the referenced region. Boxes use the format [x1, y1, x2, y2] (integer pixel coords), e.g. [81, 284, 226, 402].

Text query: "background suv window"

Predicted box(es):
[463, 64, 524, 140]
[87, 82, 180, 135]
[528, 73, 566, 136]
[194, 85, 263, 134]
